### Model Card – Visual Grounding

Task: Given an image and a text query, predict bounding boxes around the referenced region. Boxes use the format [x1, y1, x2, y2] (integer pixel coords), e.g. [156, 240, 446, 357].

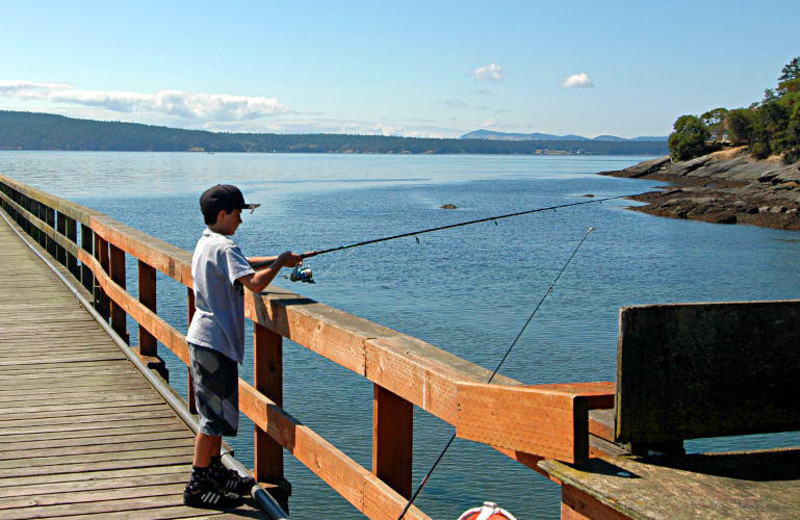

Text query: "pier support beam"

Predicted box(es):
[135, 260, 168, 380]
[187, 288, 197, 414]
[253, 322, 290, 510]
[561, 485, 630, 520]
[109, 243, 128, 343]
[373, 385, 413, 499]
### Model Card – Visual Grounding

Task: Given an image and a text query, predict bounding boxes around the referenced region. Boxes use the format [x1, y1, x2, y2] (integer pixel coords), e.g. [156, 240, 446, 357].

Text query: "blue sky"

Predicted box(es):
[1, 1, 797, 138]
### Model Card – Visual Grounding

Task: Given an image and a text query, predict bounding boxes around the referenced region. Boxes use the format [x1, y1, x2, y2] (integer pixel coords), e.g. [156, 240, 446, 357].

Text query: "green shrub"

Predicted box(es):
[668, 115, 709, 160]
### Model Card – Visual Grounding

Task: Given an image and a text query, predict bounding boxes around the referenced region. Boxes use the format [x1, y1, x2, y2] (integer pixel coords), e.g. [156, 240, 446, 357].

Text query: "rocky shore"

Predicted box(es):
[599, 147, 800, 230]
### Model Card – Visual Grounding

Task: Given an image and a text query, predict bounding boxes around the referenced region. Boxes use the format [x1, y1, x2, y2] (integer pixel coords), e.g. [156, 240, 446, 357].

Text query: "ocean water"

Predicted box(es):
[2, 151, 799, 519]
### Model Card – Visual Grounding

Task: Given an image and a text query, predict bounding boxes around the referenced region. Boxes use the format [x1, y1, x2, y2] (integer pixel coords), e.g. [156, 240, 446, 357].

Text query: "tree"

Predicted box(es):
[777, 57, 800, 100]
[668, 115, 709, 161]
[701, 107, 729, 143]
[746, 100, 789, 159]
[778, 57, 800, 83]
[727, 109, 756, 146]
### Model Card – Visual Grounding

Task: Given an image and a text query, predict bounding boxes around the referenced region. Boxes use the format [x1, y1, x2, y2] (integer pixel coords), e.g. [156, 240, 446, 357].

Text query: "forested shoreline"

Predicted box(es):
[668, 57, 800, 162]
[0, 111, 667, 155]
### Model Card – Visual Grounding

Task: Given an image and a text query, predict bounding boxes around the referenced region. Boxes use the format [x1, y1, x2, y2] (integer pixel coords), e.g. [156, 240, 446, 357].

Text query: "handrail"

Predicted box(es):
[0, 207, 290, 520]
[0, 174, 614, 519]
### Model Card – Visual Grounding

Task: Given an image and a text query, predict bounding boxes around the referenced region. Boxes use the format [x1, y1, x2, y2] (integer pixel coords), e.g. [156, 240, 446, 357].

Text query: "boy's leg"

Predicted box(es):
[189, 350, 256, 496]
[184, 344, 243, 509]
[185, 432, 241, 509]
[194, 432, 221, 468]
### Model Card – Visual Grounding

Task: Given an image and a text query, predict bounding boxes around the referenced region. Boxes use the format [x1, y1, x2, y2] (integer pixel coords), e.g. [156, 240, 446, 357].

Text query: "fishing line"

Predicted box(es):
[294, 243, 357, 283]
[250, 194, 626, 274]
[396, 226, 596, 520]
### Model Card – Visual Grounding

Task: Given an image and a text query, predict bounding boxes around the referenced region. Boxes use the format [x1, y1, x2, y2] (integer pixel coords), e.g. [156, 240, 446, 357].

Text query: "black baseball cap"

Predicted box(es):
[199, 184, 260, 215]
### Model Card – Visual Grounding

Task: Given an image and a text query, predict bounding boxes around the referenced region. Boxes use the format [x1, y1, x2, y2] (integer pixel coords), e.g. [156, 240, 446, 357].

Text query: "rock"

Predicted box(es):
[440, 204, 458, 209]
[597, 156, 671, 178]
[602, 150, 800, 231]
[716, 214, 738, 224]
[582, 194, 595, 198]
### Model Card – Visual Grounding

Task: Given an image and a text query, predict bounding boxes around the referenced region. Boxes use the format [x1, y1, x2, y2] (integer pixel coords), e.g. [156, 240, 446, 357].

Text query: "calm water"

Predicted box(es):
[2, 151, 799, 519]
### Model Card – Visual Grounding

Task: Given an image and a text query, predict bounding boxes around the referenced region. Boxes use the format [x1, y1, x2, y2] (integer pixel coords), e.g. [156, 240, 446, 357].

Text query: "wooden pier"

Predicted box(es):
[0, 208, 266, 518]
[2, 172, 798, 520]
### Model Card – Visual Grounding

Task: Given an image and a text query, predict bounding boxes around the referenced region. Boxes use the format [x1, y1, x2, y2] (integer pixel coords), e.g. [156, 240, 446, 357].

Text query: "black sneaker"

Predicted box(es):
[210, 460, 257, 497]
[183, 476, 244, 509]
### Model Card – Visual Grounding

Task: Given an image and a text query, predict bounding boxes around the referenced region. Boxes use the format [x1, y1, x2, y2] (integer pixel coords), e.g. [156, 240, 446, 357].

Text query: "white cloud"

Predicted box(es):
[200, 117, 455, 138]
[440, 98, 468, 108]
[0, 81, 467, 138]
[0, 81, 72, 98]
[0, 81, 289, 120]
[561, 72, 594, 88]
[480, 118, 499, 128]
[472, 63, 504, 82]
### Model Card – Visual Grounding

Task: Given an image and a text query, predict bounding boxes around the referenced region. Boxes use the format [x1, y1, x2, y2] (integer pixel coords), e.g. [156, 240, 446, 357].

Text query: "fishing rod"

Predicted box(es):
[251, 194, 625, 281]
[396, 226, 596, 520]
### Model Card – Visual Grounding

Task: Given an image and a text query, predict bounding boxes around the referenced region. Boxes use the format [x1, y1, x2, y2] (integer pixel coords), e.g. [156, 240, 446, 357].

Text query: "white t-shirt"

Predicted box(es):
[186, 229, 255, 363]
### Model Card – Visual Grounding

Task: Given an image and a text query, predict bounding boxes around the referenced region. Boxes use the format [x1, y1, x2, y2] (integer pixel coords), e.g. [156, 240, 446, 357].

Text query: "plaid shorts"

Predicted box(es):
[189, 343, 239, 437]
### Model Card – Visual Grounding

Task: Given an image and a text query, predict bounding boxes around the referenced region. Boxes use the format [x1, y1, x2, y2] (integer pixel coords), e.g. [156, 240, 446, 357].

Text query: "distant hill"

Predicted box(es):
[632, 136, 671, 142]
[461, 129, 668, 143]
[461, 129, 590, 141]
[0, 111, 668, 155]
[592, 134, 627, 142]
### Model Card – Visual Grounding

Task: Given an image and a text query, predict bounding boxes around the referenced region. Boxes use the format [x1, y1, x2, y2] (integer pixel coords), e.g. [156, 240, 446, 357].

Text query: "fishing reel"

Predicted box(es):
[285, 264, 315, 284]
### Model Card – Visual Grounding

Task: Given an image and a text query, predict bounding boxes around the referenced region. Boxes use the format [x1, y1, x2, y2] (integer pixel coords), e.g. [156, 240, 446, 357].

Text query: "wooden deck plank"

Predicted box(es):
[0, 216, 265, 520]
[0, 437, 195, 462]
[0, 410, 178, 430]
[0, 360, 132, 371]
[0, 471, 189, 500]
[0, 423, 189, 445]
[0, 366, 138, 378]
[0, 454, 193, 479]
[47, 504, 263, 520]
[0, 377, 150, 392]
[0, 353, 127, 366]
[0, 382, 152, 396]
[0, 465, 190, 490]
[0, 391, 178, 406]
[0, 430, 191, 455]
[0, 483, 187, 511]
[0, 494, 262, 520]
[0, 401, 165, 421]
[0, 416, 187, 437]
[0, 446, 195, 470]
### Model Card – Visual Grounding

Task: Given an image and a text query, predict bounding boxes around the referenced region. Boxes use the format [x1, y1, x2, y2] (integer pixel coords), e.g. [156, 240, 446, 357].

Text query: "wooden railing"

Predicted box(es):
[0, 174, 614, 519]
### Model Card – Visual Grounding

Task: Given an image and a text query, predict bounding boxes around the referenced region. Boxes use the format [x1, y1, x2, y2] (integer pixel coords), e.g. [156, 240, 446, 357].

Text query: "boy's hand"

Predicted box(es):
[241, 251, 303, 293]
[277, 251, 303, 268]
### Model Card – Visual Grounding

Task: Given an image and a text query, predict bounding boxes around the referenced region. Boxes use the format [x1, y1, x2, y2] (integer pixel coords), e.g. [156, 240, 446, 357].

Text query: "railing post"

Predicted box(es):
[254, 322, 290, 509]
[33, 200, 42, 245]
[94, 234, 110, 321]
[136, 261, 168, 380]
[373, 385, 413, 499]
[187, 288, 197, 414]
[44, 205, 56, 257]
[81, 224, 94, 294]
[56, 212, 67, 266]
[64, 216, 79, 280]
[109, 243, 128, 343]
[29, 198, 36, 239]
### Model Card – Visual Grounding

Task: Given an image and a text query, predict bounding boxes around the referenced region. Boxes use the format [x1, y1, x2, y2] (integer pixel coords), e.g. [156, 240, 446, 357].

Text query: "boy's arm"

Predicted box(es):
[238, 251, 302, 293]
[248, 250, 316, 270]
[248, 255, 279, 266]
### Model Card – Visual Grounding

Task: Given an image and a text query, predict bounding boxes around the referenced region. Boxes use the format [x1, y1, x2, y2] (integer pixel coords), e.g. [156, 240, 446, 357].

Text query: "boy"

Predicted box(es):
[183, 184, 302, 509]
